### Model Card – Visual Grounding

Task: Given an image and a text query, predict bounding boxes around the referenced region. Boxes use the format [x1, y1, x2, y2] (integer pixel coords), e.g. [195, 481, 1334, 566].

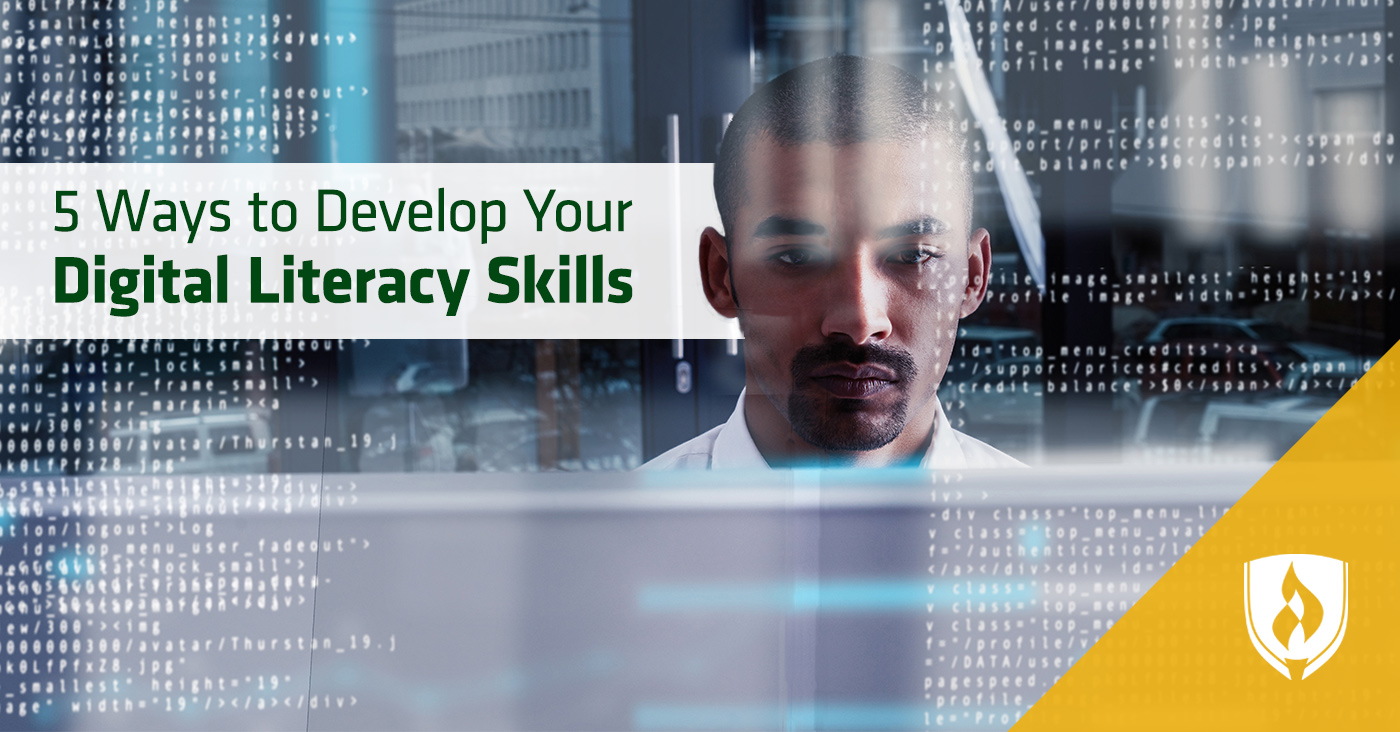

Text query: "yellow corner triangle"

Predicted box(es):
[1013, 346, 1400, 730]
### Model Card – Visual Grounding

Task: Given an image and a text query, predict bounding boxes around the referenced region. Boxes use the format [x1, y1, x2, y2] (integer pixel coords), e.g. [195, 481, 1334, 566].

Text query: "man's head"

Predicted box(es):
[700, 55, 991, 465]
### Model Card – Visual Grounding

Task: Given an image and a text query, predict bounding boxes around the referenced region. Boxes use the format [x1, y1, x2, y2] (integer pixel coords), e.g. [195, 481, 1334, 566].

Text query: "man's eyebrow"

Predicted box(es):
[752, 215, 827, 238]
[876, 216, 948, 240]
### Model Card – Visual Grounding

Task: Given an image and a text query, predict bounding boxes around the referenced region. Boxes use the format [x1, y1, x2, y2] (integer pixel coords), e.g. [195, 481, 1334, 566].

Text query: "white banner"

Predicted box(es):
[0, 164, 739, 339]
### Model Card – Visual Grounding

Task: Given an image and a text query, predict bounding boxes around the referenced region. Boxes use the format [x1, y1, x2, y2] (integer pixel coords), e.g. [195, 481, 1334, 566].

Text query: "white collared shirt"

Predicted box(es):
[641, 389, 1025, 470]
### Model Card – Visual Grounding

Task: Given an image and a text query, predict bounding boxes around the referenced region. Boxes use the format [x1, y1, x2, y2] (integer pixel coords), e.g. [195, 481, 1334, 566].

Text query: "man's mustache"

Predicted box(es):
[790, 341, 918, 382]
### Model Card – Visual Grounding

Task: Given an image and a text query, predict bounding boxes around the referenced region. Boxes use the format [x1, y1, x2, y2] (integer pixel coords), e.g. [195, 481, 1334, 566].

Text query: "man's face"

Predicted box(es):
[701, 136, 989, 459]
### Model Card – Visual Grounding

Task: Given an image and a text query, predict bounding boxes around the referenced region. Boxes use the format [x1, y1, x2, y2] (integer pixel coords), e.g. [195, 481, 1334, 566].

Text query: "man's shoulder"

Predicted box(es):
[949, 428, 1028, 468]
[638, 424, 726, 470]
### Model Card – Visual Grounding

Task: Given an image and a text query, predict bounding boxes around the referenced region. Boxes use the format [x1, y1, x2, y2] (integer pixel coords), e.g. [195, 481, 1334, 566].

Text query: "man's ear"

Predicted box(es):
[700, 226, 740, 318]
[959, 228, 992, 318]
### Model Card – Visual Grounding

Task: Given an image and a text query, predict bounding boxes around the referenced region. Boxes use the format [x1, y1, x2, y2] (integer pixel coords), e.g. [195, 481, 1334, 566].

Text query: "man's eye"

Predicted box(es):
[890, 248, 939, 265]
[772, 248, 822, 266]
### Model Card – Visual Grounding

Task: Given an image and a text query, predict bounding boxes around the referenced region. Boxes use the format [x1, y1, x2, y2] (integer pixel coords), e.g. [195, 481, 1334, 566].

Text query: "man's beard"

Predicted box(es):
[786, 341, 920, 452]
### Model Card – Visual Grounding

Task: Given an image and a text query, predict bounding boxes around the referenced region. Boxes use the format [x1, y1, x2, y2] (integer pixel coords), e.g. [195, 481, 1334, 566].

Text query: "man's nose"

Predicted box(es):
[820, 256, 893, 345]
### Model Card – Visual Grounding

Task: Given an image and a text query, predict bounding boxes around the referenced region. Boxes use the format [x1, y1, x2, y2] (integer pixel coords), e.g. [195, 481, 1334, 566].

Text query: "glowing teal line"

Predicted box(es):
[633, 703, 1023, 730]
[638, 579, 1034, 613]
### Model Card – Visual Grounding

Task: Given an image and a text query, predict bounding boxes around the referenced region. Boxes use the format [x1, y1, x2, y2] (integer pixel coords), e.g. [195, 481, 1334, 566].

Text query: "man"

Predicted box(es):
[645, 55, 1022, 469]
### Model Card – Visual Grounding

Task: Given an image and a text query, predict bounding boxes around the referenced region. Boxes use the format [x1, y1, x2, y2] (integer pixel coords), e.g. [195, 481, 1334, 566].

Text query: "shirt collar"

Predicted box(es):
[712, 388, 968, 470]
[710, 389, 770, 470]
[921, 396, 968, 469]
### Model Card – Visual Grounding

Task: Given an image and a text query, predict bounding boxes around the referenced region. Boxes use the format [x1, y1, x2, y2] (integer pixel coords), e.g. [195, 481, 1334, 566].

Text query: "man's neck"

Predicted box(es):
[741, 389, 939, 469]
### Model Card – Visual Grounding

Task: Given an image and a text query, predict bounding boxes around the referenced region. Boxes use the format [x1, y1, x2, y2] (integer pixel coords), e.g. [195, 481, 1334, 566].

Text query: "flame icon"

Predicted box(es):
[1271, 562, 1323, 650]
[1245, 554, 1347, 680]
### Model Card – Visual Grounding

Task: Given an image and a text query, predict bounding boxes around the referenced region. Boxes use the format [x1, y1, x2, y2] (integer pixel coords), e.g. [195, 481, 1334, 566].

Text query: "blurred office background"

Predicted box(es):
[1, 0, 1396, 474]
[0, 3, 1395, 731]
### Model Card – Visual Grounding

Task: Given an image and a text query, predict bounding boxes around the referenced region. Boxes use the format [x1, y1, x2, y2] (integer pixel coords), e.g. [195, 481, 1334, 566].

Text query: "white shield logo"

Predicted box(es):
[1243, 554, 1348, 680]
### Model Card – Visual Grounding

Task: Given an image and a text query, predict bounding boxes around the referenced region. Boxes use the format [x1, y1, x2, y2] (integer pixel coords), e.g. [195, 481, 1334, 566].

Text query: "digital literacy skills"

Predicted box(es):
[53, 253, 632, 317]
